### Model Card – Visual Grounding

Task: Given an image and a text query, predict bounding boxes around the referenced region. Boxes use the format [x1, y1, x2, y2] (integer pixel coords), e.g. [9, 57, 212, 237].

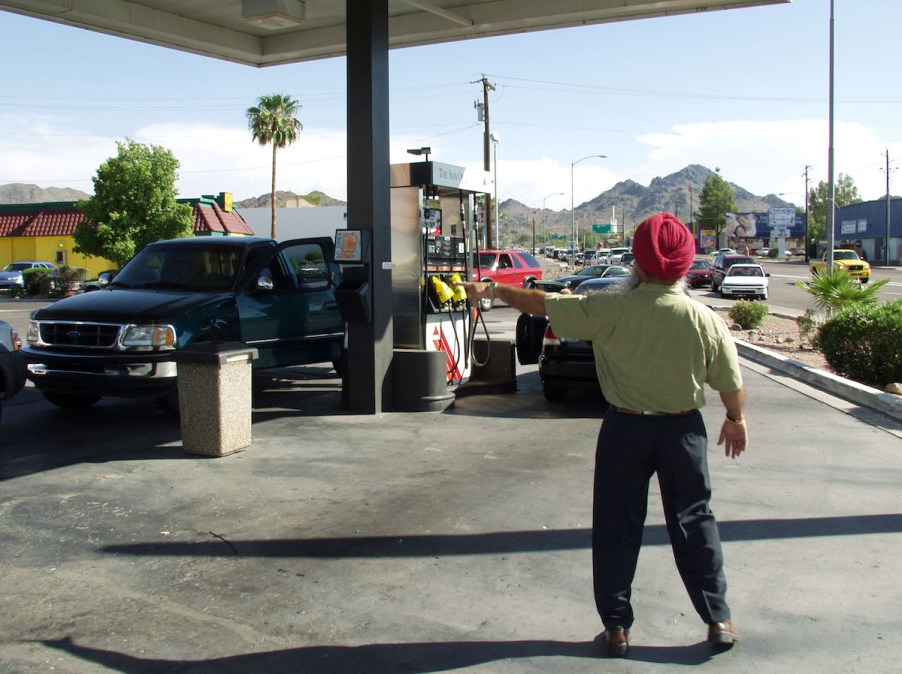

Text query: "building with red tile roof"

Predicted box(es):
[0, 192, 256, 276]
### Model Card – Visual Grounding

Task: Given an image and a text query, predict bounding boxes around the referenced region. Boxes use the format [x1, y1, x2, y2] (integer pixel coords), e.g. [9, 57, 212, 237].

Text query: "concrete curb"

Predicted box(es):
[735, 338, 902, 422]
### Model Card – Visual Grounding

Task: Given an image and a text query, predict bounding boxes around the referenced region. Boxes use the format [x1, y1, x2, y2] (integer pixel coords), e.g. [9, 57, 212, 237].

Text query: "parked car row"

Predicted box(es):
[544, 246, 633, 266]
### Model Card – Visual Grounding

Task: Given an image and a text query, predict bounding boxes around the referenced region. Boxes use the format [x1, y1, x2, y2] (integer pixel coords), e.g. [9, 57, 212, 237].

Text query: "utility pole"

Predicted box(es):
[474, 75, 496, 248]
[688, 184, 695, 241]
[803, 165, 811, 262]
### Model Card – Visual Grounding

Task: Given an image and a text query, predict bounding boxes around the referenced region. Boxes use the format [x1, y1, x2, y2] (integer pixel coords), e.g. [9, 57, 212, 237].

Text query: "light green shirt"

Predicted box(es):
[544, 283, 742, 412]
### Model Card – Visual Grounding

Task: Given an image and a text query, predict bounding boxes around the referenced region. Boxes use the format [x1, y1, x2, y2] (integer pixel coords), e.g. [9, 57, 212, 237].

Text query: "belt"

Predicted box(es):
[610, 405, 697, 417]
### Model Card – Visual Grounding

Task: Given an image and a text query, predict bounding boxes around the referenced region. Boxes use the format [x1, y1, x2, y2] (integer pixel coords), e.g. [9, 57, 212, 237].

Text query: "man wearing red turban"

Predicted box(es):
[455, 213, 747, 657]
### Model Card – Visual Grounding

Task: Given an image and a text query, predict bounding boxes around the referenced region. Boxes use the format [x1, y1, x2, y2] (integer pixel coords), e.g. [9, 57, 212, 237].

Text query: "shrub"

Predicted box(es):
[48, 265, 83, 298]
[728, 301, 768, 330]
[816, 300, 902, 388]
[22, 267, 55, 297]
[796, 309, 820, 343]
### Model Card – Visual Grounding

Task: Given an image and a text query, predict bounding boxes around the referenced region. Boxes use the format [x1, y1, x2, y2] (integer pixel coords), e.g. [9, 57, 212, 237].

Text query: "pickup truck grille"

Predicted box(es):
[36, 321, 122, 349]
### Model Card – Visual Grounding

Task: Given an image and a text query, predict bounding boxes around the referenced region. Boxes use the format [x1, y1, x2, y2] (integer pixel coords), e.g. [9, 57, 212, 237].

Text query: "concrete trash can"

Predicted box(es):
[174, 343, 258, 456]
[392, 348, 455, 412]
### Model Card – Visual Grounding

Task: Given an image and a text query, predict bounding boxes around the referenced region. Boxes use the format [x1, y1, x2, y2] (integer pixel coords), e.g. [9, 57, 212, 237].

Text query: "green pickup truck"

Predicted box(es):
[809, 249, 871, 283]
[23, 236, 345, 409]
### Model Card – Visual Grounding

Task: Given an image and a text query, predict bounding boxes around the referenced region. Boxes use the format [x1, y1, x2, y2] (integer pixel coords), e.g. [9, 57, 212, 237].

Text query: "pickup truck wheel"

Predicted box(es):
[479, 296, 494, 312]
[42, 391, 101, 410]
[543, 384, 567, 402]
[158, 388, 179, 416]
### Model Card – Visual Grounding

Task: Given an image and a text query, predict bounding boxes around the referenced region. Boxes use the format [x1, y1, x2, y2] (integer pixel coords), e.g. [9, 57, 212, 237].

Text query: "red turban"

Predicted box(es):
[632, 213, 695, 281]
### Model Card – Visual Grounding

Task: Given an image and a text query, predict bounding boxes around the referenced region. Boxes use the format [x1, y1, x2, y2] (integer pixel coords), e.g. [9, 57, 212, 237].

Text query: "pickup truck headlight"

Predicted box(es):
[121, 324, 177, 350]
[26, 321, 41, 345]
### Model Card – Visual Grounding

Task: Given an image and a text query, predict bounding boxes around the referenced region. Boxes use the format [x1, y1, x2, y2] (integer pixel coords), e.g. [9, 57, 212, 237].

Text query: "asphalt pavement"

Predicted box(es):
[1, 299, 901, 673]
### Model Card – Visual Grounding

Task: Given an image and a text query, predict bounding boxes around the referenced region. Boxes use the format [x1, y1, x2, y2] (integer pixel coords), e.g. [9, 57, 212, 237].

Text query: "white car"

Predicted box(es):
[591, 247, 612, 263]
[719, 263, 769, 300]
[608, 247, 632, 264]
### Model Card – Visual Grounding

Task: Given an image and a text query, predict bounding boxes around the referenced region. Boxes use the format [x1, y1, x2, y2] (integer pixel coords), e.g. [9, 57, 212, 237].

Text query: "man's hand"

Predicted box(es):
[452, 280, 491, 305]
[451, 279, 549, 315]
[717, 418, 747, 459]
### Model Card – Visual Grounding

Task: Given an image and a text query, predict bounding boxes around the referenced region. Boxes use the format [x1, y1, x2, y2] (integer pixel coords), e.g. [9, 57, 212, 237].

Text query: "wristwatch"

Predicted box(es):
[487, 282, 496, 300]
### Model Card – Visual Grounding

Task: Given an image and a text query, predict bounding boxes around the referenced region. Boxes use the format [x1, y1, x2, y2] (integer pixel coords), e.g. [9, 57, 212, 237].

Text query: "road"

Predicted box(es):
[542, 256, 902, 316]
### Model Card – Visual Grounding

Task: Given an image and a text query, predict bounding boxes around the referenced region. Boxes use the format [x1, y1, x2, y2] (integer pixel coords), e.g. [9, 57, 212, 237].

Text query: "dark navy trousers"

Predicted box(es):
[592, 409, 730, 629]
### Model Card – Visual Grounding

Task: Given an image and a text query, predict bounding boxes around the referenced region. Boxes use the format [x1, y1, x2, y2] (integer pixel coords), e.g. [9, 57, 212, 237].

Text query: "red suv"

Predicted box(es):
[471, 249, 543, 311]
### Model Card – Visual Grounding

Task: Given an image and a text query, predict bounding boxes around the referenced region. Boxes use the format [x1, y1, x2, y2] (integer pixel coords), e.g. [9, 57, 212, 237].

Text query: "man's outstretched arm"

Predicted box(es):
[454, 280, 549, 315]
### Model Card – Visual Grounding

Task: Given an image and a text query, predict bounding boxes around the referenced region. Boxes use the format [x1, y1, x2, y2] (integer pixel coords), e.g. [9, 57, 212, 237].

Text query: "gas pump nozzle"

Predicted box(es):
[431, 275, 454, 306]
[449, 273, 468, 305]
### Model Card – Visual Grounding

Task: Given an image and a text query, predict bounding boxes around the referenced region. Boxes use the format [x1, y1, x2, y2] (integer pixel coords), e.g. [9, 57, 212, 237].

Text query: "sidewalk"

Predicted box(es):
[1, 346, 901, 672]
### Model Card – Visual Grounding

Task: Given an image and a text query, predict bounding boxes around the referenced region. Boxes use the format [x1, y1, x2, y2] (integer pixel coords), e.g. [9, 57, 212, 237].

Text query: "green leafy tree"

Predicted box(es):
[247, 93, 303, 239]
[806, 173, 862, 253]
[74, 139, 194, 267]
[696, 168, 737, 242]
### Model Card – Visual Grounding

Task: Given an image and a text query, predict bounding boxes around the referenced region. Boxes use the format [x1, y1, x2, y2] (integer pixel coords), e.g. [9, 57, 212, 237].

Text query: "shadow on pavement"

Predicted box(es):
[41, 634, 719, 672]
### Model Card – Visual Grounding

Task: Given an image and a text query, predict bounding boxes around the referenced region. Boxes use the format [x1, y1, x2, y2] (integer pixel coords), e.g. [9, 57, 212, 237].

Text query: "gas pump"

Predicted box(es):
[389, 160, 493, 389]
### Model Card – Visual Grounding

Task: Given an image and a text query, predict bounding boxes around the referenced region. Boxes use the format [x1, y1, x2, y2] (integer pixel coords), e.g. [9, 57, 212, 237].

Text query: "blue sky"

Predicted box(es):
[1, 1, 900, 212]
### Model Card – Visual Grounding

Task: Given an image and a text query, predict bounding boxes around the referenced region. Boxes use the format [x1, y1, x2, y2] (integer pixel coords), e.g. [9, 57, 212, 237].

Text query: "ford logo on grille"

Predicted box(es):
[68, 330, 81, 339]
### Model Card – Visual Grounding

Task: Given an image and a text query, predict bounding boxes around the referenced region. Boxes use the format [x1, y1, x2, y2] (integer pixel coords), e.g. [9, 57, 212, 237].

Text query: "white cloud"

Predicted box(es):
[4, 114, 900, 210]
[635, 119, 901, 204]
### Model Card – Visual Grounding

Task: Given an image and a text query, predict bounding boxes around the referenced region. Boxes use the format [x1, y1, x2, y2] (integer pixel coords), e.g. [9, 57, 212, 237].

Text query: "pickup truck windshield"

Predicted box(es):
[112, 245, 242, 292]
[834, 250, 859, 261]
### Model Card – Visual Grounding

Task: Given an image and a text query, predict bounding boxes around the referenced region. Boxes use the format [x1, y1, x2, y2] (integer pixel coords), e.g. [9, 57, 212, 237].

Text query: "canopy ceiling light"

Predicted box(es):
[242, 0, 305, 30]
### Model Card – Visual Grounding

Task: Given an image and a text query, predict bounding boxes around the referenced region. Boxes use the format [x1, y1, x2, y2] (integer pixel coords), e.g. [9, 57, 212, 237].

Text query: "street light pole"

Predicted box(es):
[826, 0, 836, 271]
[542, 192, 563, 252]
[491, 133, 500, 247]
[571, 154, 606, 265]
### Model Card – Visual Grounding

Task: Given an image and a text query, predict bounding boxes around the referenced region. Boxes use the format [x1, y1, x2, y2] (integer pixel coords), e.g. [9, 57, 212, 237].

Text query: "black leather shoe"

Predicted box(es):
[708, 620, 740, 649]
[601, 628, 629, 657]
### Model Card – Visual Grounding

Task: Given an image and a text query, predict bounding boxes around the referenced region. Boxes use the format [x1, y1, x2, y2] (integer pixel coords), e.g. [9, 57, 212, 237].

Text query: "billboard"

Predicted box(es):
[725, 211, 806, 238]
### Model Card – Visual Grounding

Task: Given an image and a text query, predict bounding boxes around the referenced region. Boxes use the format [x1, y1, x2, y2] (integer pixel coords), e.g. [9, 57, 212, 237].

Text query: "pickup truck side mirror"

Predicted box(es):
[256, 274, 274, 291]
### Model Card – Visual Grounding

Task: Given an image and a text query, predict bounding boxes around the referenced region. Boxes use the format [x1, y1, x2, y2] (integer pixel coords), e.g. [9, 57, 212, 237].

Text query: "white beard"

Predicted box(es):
[622, 266, 687, 294]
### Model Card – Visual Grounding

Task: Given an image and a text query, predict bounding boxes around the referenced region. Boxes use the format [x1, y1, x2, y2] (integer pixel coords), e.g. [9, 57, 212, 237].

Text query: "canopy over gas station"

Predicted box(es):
[0, 0, 790, 414]
[0, 0, 788, 67]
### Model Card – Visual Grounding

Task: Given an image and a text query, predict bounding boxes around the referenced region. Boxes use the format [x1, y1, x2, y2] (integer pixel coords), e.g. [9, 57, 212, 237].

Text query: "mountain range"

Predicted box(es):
[0, 165, 794, 240]
[498, 164, 794, 240]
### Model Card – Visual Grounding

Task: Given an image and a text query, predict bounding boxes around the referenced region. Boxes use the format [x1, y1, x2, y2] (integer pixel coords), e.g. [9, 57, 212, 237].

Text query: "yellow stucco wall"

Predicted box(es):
[0, 236, 117, 277]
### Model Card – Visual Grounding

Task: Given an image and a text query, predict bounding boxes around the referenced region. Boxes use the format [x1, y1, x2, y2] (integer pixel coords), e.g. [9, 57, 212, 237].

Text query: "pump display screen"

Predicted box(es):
[334, 229, 364, 262]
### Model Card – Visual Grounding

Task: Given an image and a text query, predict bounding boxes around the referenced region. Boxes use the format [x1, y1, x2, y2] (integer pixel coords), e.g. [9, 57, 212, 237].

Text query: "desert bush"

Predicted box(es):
[22, 267, 55, 297]
[48, 265, 83, 298]
[728, 301, 768, 330]
[816, 300, 902, 388]
[796, 309, 820, 343]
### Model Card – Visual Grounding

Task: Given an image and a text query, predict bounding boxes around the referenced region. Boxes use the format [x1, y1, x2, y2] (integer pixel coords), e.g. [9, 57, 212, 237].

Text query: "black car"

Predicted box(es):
[0, 320, 26, 422]
[81, 269, 120, 292]
[533, 264, 630, 292]
[516, 276, 628, 402]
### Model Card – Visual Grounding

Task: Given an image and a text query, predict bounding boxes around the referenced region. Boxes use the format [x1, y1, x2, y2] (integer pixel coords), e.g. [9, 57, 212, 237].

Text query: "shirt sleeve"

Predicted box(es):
[704, 316, 744, 392]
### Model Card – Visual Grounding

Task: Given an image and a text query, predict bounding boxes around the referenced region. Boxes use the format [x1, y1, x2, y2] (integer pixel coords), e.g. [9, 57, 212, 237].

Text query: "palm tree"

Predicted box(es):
[246, 94, 303, 239]
[796, 268, 889, 316]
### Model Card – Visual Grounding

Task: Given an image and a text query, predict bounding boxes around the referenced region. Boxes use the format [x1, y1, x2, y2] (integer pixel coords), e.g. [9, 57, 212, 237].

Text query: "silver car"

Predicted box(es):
[0, 261, 57, 290]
